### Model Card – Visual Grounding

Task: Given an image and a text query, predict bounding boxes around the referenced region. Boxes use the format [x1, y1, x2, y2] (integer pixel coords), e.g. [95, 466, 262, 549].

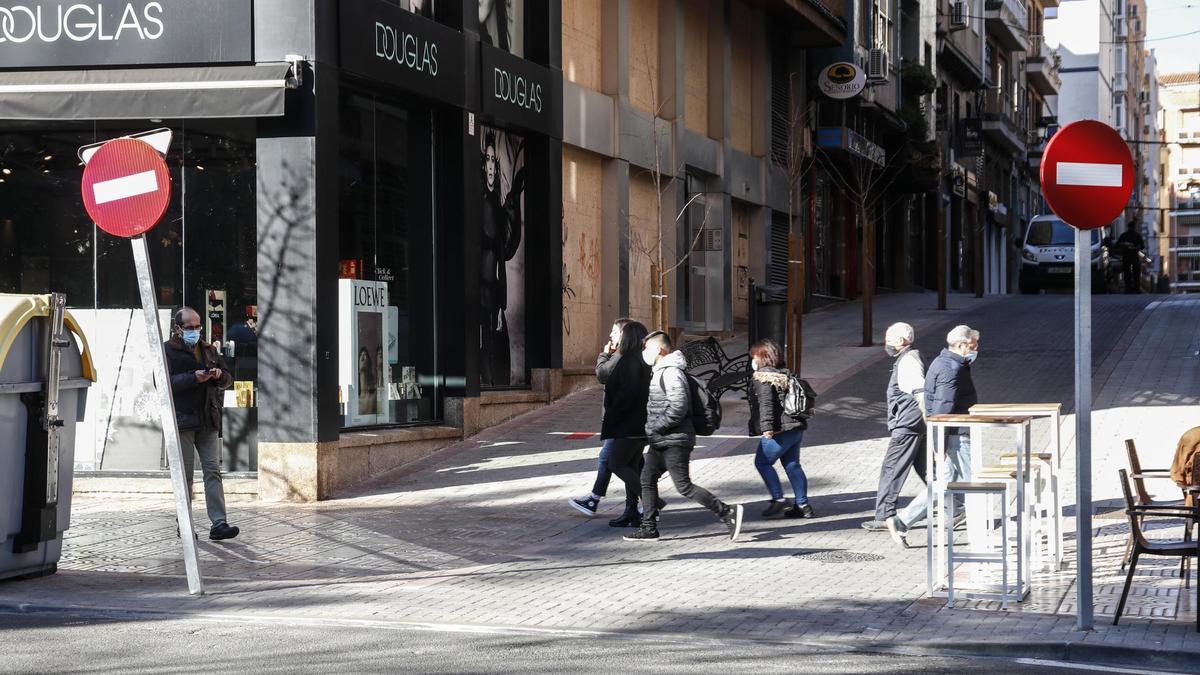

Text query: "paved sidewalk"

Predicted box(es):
[3, 293, 1199, 669]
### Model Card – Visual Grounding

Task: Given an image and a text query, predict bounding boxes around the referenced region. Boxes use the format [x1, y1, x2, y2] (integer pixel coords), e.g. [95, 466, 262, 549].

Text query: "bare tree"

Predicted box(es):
[778, 84, 816, 372]
[815, 127, 910, 347]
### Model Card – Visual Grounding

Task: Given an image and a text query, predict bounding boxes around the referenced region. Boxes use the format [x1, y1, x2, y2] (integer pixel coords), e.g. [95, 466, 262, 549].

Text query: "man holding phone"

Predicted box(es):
[164, 307, 240, 541]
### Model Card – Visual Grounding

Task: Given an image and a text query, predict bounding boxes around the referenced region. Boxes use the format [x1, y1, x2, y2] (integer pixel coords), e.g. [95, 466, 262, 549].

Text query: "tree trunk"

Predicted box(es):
[862, 208, 875, 347]
[936, 190, 947, 310]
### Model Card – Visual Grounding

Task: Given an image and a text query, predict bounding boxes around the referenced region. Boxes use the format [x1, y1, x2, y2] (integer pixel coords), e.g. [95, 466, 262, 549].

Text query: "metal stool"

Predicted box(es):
[945, 481, 1010, 610]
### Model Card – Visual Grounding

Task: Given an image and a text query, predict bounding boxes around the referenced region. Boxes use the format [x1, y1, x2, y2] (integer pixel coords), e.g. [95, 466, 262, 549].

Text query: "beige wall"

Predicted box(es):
[629, 0, 661, 114]
[562, 0, 603, 91]
[628, 173, 659, 327]
[730, 2, 754, 153]
[562, 147, 605, 367]
[683, 0, 709, 136]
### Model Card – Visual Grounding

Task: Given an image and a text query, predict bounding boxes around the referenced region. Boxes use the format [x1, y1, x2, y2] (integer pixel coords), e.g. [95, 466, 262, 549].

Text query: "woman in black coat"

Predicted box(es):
[747, 339, 813, 519]
[569, 319, 652, 527]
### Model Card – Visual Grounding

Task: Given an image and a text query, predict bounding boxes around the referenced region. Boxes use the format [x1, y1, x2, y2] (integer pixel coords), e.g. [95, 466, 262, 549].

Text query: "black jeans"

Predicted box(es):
[604, 437, 646, 509]
[874, 431, 926, 521]
[641, 443, 727, 526]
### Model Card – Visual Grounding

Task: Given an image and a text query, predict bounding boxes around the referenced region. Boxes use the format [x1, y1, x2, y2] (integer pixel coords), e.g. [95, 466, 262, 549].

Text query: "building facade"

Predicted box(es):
[1161, 72, 1200, 294]
[0, 0, 568, 500]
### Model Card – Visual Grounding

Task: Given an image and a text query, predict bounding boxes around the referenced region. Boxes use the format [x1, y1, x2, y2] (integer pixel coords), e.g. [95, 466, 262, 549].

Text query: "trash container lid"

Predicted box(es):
[0, 294, 96, 382]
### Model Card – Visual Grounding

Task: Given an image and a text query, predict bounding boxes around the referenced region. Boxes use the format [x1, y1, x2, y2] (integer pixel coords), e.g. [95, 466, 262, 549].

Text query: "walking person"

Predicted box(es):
[1116, 220, 1145, 294]
[623, 331, 744, 542]
[569, 319, 656, 527]
[164, 307, 240, 541]
[747, 339, 813, 519]
[886, 325, 980, 547]
[862, 323, 926, 532]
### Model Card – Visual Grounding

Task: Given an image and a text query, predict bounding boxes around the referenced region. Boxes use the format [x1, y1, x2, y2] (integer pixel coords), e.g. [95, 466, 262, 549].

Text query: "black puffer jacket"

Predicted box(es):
[597, 350, 651, 439]
[748, 367, 807, 436]
[164, 338, 233, 432]
[644, 350, 695, 448]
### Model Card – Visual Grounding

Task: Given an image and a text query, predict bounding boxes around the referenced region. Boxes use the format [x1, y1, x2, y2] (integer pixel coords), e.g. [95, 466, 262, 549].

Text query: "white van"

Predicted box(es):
[1017, 215, 1108, 294]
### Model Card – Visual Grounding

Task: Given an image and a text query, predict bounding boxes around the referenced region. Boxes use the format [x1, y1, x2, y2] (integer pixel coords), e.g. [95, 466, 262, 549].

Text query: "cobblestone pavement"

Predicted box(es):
[4, 293, 1200, 663]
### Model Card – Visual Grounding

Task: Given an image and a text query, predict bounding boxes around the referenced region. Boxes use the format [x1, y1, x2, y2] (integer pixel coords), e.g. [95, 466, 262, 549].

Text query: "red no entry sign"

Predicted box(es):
[1039, 120, 1134, 231]
[80, 137, 172, 238]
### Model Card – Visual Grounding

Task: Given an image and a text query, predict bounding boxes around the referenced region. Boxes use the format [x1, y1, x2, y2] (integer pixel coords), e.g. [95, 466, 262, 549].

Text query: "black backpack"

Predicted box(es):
[686, 373, 722, 436]
[782, 372, 818, 420]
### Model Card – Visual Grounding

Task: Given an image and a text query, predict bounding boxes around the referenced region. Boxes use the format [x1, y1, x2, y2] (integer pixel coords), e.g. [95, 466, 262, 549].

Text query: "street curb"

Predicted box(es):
[1, 601, 1195, 673]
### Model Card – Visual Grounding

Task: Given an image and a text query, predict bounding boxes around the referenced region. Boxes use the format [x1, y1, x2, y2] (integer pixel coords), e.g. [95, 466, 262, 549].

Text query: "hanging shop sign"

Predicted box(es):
[0, 0, 251, 69]
[952, 165, 966, 197]
[339, 0, 467, 107]
[817, 62, 866, 100]
[816, 127, 886, 167]
[480, 42, 562, 138]
[961, 118, 983, 158]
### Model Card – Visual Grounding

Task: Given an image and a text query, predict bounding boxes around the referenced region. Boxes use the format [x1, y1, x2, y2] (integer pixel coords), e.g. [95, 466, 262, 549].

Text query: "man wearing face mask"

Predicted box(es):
[862, 323, 926, 532]
[886, 324, 979, 547]
[164, 307, 240, 541]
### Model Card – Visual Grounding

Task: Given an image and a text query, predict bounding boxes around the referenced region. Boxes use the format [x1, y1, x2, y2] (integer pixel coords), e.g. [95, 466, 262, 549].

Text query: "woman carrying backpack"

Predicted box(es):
[570, 319, 654, 527]
[747, 339, 813, 519]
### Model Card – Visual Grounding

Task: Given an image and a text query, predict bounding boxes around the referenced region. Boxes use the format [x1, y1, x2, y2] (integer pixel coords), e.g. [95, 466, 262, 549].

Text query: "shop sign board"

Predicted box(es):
[815, 127, 885, 167]
[960, 118, 983, 157]
[0, 0, 251, 69]
[480, 42, 562, 138]
[817, 62, 865, 100]
[339, 0, 467, 107]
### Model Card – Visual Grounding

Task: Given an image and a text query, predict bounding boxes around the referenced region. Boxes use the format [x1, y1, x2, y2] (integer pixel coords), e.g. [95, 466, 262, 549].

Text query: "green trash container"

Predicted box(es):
[0, 293, 95, 580]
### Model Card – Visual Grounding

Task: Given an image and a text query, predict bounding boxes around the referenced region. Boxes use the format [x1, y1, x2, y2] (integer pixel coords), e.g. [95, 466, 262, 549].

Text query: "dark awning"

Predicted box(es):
[0, 64, 294, 120]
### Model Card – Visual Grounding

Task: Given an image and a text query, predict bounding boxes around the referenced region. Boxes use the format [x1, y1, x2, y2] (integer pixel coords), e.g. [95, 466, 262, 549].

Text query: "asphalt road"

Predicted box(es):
[0, 609, 1167, 674]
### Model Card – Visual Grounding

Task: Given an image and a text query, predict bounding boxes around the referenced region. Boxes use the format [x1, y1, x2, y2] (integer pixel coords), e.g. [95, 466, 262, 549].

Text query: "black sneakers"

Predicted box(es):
[783, 502, 815, 519]
[721, 504, 745, 541]
[622, 525, 660, 541]
[762, 500, 788, 518]
[210, 522, 240, 541]
[608, 511, 641, 528]
[569, 496, 600, 516]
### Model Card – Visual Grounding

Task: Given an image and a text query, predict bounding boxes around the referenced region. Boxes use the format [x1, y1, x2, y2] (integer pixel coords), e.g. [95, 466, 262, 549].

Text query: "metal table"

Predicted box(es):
[925, 413, 1034, 603]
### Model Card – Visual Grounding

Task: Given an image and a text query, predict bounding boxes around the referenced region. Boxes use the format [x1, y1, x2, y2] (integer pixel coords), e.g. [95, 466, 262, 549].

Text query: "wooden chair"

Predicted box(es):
[1122, 439, 1190, 580]
[1113, 469, 1200, 632]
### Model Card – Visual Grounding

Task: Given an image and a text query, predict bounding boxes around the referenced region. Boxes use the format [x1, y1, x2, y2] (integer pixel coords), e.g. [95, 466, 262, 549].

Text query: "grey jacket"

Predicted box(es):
[645, 350, 695, 448]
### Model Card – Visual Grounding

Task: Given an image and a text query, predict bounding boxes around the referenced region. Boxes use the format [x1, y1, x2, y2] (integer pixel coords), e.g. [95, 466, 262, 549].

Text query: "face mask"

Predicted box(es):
[751, 359, 759, 371]
[885, 345, 901, 358]
[642, 348, 658, 366]
[181, 329, 200, 346]
[965, 350, 978, 364]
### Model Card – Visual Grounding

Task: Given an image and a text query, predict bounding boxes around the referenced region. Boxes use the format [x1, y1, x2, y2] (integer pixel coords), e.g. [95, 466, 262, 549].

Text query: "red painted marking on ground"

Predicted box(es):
[563, 432, 597, 440]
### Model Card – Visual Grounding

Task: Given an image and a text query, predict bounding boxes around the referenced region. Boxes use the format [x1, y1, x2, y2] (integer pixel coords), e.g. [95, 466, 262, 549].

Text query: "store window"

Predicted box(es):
[0, 120, 257, 472]
[338, 92, 442, 426]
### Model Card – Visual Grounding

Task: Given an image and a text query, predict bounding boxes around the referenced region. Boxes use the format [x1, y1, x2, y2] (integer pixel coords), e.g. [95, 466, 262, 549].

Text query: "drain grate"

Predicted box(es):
[794, 550, 885, 564]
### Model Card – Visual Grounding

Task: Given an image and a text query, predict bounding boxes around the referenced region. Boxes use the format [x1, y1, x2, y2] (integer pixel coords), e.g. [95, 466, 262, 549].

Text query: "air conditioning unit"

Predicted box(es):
[950, 1, 968, 29]
[867, 48, 889, 82]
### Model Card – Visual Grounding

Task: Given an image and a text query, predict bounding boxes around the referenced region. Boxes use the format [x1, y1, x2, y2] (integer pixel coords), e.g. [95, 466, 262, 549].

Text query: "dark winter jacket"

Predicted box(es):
[644, 350, 695, 448]
[748, 367, 807, 436]
[164, 337, 233, 433]
[924, 348, 978, 434]
[597, 350, 651, 439]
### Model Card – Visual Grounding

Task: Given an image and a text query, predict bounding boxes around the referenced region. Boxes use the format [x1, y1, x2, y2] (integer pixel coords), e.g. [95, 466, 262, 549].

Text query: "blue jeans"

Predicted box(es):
[591, 439, 615, 496]
[754, 428, 808, 504]
[895, 433, 971, 531]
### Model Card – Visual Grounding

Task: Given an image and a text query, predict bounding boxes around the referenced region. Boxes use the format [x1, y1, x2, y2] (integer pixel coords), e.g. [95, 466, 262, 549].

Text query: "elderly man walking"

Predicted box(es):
[862, 323, 926, 532]
[886, 325, 980, 547]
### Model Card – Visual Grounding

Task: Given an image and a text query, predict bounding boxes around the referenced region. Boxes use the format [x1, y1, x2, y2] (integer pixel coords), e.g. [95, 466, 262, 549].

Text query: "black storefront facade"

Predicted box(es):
[0, 0, 563, 501]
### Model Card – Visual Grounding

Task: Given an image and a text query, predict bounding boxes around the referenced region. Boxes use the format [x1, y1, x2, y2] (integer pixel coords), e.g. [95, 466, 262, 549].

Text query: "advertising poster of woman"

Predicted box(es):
[478, 0, 523, 56]
[480, 125, 527, 387]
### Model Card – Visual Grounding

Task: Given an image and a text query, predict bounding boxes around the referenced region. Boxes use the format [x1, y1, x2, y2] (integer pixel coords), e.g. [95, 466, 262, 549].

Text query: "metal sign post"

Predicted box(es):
[1073, 227, 1093, 630]
[1039, 120, 1133, 631]
[79, 130, 204, 595]
[131, 236, 204, 595]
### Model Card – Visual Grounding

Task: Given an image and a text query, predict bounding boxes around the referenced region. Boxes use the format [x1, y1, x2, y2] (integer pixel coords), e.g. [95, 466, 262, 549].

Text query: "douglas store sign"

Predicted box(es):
[480, 43, 560, 137]
[339, 0, 466, 107]
[0, 0, 252, 68]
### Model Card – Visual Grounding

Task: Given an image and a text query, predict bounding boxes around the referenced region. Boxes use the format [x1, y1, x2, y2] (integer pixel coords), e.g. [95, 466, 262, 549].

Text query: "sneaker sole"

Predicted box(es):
[886, 519, 908, 548]
[568, 500, 598, 517]
[729, 504, 744, 542]
[622, 535, 659, 542]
